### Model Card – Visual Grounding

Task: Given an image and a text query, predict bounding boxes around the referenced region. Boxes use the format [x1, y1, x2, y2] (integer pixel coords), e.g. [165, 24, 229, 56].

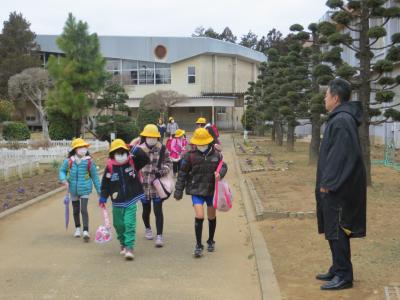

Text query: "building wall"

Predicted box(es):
[124, 54, 258, 98]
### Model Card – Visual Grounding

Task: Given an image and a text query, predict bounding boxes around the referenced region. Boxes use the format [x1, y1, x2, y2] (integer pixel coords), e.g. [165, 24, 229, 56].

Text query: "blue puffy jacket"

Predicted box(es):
[59, 156, 101, 196]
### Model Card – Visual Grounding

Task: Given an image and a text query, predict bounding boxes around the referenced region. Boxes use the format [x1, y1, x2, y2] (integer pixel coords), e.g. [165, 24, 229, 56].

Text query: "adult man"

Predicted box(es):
[166, 116, 179, 137]
[315, 78, 367, 290]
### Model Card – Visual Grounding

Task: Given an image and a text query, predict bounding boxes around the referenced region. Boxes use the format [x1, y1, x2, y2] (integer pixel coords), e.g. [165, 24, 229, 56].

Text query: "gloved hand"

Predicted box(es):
[174, 191, 183, 200]
[155, 171, 162, 179]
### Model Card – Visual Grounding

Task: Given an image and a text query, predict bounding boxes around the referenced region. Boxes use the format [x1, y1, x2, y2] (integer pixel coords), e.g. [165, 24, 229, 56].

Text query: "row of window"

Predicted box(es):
[107, 59, 196, 85]
[187, 107, 226, 114]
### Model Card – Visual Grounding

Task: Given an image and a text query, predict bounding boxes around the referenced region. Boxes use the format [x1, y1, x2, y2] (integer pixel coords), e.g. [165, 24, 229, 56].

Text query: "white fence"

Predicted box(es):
[0, 139, 109, 181]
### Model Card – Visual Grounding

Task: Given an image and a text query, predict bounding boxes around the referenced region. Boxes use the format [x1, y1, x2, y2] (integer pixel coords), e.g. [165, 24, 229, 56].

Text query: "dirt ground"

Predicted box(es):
[237, 136, 400, 300]
[0, 151, 108, 213]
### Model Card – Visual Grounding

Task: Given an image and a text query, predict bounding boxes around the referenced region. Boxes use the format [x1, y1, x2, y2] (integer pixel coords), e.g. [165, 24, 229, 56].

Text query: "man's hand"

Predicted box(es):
[320, 187, 329, 193]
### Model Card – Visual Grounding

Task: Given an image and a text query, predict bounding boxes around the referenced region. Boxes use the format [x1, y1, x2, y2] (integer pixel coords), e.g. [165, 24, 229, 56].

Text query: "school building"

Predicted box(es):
[35, 35, 266, 131]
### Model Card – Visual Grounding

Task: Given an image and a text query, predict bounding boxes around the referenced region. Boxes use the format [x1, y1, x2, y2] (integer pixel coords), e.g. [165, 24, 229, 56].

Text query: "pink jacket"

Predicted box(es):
[170, 137, 187, 161]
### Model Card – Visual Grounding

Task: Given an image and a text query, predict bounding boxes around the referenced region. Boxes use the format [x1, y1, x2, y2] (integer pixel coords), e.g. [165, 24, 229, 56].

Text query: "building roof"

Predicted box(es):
[36, 35, 266, 64]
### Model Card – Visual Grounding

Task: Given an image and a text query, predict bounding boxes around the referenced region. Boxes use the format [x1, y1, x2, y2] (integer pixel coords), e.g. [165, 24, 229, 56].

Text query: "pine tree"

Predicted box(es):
[47, 13, 108, 137]
[321, 0, 400, 184]
[0, 12, 41, 98]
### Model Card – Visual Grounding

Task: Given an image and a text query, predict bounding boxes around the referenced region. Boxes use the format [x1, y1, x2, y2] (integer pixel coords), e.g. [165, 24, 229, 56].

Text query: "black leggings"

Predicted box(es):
[142, 201, 164, 235]
[173, 161, 180, 174]
[71, 197, 89, 231]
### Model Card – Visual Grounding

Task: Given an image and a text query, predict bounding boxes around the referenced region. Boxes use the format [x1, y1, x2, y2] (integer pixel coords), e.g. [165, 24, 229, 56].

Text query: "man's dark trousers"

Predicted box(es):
[328, 228, 353, 282]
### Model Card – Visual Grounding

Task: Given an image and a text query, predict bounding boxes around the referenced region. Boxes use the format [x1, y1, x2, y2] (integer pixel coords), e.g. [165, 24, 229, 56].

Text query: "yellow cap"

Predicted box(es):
[168, 117, 174, 121]
[175, 129, 185, 138]
[190, 128, 213, 146]
[71, 138, 90, 150]
[140, 124, 161, 138]
[109, 139, 129, 153]
[196, 117, 206, 124]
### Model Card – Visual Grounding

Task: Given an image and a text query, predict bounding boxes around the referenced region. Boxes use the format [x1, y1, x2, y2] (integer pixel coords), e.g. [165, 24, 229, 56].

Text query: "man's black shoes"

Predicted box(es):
[315, 272, 334, 281]
[320, 276, 353, 290]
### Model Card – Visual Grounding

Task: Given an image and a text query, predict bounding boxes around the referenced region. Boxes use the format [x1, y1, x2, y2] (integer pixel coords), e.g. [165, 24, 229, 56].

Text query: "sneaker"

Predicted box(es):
[73, 228, 81, 238]
[155, 235, 164, 247]
[207, 241, 216, 252]
[83, 231, 90, 242]
[145, 228, 153, 240]
[120, 245, 126, 256]
[193, 244, 204, 258]
[125, 249, 134, 260]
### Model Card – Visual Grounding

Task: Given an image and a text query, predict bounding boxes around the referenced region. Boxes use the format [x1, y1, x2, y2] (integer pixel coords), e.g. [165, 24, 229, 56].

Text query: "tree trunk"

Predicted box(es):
[275, 120, 283, 146]
[287, 123, 295, 152]
[39, 112, 50, 141]
[271, 122, 276, 142]
[309, 115, 321, 165]
[359, 5, 372, 185]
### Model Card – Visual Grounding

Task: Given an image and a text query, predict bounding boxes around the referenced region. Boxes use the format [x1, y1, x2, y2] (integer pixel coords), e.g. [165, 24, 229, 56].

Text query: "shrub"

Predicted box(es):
[96, 115, 140, 143]
[2, 122, 30, 140]
[48, 111, 75, 140]
[0, 100, 14, 122]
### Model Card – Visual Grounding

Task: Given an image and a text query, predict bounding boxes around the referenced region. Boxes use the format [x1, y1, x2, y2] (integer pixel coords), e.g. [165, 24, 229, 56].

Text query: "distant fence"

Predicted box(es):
[0, 139, 109, 181]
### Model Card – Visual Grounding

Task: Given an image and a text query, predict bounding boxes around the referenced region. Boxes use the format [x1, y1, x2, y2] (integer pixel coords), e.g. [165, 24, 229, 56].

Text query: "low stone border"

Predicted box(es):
[0, 171, 104, 220]
[240, 162, 265, 173]
[0, 185, 66, 220]
[245, 177, 316, 220]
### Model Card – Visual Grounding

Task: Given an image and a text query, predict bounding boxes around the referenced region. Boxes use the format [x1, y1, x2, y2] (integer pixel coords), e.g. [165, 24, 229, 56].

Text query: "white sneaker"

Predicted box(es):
[120, 246, 126, 255]
[83, 231, 90, 242]
[145, 228, 153, 240]
[74, 228, 81, 238]
[155, 235, 164, 247]
[125, 249, 134, 260]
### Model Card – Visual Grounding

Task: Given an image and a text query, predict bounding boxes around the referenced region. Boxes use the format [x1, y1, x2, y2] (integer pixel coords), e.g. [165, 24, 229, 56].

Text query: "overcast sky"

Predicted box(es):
[1, 0, 328, 39]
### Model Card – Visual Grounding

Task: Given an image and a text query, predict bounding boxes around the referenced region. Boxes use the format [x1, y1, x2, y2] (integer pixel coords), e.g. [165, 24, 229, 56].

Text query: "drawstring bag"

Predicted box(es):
[213, 160, 233, 212]
[152, 145, 174, 200]
[95, 205, 112, 243]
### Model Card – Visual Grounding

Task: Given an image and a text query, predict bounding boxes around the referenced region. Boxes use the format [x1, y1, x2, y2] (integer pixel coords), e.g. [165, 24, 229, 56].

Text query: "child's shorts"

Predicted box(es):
[141, 196, 162, 204]
[192, 195, 213, 207]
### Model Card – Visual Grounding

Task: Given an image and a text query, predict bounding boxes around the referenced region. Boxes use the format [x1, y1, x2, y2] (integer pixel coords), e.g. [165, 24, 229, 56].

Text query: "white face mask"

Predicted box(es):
[197, 145, 209, 153]
[115, 153, 128, 163]
[146, 138, 158, 147]
[76, 147, 88, 157]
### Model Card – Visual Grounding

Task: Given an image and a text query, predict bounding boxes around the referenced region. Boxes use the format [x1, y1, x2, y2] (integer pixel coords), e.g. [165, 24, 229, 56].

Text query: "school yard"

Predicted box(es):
[1, 133, 399, 299]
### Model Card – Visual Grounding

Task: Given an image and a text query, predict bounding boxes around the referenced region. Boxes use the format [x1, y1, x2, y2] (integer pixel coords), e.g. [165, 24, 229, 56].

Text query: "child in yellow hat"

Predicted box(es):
[59, 138, 101, 241]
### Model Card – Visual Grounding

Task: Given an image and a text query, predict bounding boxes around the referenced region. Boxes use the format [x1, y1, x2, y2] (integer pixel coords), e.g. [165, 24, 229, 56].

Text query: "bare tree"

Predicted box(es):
[141, 90, 186, 117]
[8, 68, 52, 140]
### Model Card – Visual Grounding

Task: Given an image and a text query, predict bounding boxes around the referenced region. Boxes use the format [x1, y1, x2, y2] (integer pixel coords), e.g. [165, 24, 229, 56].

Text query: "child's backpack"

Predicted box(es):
[67, 157, 92, 179]
[211, 124, 220, 138]
[166, 137, 173, 152]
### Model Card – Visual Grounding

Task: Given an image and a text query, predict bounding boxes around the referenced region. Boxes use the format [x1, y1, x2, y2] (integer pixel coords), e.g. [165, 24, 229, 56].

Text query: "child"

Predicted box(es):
[174, 128, 227, 257]
[99, 139, 149, 260]
[170, 129, 186, 177]
[136, 124, 172, 247]
[59, 138, 101, 241]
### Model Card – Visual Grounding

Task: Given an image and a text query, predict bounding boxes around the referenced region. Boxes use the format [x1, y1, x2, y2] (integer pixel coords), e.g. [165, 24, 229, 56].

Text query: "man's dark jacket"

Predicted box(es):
[316, 101, 367, 240]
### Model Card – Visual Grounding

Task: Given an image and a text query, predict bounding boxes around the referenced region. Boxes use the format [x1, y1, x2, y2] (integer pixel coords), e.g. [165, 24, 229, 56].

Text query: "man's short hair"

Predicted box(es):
[328, 78, 352, 103]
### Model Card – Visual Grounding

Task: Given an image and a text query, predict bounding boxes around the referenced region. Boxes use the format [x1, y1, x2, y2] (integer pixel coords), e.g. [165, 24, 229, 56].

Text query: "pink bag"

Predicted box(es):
[152, 173, 174, 200]
[95, 205, 112, 243]
[213, 160, 233, 212]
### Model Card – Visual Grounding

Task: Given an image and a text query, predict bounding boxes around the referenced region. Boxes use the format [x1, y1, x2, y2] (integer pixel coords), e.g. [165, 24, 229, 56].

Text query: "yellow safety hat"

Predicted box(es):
[196, 117, 206, 124]
[140, 124, 161, 138]
[190, 128, 214, 146]
[175, 129, 185, 138]
[71, 138, 90, 150]
[168, 117, 174, 121]
[109, 138, 129, 153]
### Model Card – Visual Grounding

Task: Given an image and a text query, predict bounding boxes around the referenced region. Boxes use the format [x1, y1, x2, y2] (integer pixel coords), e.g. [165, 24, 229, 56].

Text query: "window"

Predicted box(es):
[109, 59, 171, 85]
[26, 116, 36, 121]
[216, 107, 226, 114]
[188, 66, 196, 84]
[188, 107, 196, 113]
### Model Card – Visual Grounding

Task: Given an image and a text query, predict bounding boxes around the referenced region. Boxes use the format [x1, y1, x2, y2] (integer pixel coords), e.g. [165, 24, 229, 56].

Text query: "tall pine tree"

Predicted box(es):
[47, 13, 108, 137]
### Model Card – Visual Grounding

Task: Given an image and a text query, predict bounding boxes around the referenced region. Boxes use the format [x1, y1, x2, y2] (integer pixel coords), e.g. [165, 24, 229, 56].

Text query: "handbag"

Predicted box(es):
[213, 160, 233, 212]
[95, 205, 112, 243]
[152, 145, 174, 200]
